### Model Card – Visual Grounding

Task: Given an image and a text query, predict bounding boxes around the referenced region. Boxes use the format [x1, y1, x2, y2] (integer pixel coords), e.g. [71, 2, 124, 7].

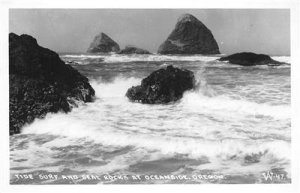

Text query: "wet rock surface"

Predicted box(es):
[9, 33, 95, 135]
[126, 65, 195, 104]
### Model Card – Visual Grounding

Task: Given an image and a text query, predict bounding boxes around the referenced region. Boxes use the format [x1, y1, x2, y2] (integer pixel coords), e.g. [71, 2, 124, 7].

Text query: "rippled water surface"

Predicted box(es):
[10, 54, 291, 184]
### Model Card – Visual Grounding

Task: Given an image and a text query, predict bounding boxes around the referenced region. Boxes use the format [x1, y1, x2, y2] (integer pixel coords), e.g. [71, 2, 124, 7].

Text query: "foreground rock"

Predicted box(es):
[158, 14, 220, 55]
[9, 33, 95, 135]
[87, 32, 120, 53]
[118, 45, 151, 54]
[126, 65, 195, 104]
[218, 52, 285, 66]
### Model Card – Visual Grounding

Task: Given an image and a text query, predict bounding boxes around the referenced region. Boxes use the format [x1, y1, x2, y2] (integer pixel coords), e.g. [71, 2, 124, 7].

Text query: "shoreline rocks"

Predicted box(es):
[87, 32, 120, 53]
[158, 14, 220, 55]
[126, 65, 195, 104]
[9, 33, 95, 135]
[118, 45, 151, 54]
[218, 52, 286, 66]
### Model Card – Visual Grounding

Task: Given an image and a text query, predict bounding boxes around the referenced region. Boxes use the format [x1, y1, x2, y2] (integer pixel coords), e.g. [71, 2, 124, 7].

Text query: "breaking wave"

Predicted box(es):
[20, 75, 290, 162]
[60, 53, 220, 63]
[10, 54, 290, 181]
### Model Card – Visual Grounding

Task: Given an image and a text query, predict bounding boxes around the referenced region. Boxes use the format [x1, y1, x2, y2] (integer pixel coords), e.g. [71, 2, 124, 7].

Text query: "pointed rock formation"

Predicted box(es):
[87, 32, 120, 53]
[9, 33, 95, 135]
[158, 14, 220, 55]
[118, 45, 151, 54]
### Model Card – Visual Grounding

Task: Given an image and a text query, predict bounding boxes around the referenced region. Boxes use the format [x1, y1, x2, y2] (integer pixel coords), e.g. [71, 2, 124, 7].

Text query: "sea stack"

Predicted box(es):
[158, 14, 220, 55]
[126, 65, 195, 104]
[218, 52, 286, 66]
[118, 45, 151, 54]
[87, 32, 120, 53]
[9, 33, 95, 135]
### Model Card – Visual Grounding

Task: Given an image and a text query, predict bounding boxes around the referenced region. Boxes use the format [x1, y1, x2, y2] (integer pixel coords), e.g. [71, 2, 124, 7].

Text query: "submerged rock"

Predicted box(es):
[9, 33, 95, 135]
[126, 65, 195, 104]
[158, 14, 220, 55]
[218, 52, 285, 66]
[118, 45, 151, 54]
[87, 32, 120, 53]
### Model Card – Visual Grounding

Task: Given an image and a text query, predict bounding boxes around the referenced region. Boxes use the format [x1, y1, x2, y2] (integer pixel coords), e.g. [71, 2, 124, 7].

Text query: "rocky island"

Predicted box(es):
[126, 65, 195, 104]
[118, 45, 151, 54]
[87, 32, 120, 53]
[218, 52, 286, 66]
[158, 14, 220, 55]
[9, 33, 95, 135]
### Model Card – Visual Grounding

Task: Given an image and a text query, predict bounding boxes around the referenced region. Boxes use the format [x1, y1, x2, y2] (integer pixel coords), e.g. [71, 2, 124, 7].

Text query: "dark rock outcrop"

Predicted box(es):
[118, 45, 151, 54]
[9, 33, 95, 135]
[126, 65, 195, 104]
[218, 52, 285, 66]
[158, 14, 220, 55]
[87, 32, 120, 53]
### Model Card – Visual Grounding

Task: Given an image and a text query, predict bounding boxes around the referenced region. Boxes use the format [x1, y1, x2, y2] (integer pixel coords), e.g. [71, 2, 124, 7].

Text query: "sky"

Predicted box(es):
[9, 9, 290, 55]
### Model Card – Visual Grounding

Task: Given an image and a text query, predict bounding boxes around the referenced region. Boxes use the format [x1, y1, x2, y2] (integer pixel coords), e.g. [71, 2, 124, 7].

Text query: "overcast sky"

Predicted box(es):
[9, 9, 290, 55]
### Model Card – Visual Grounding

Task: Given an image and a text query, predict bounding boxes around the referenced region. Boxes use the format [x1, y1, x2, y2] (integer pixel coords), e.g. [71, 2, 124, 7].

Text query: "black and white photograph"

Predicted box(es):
[0, 0, 300, 190]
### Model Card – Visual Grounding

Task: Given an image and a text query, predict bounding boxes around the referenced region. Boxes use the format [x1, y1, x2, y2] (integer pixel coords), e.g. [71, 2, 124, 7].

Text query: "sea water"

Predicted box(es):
[10, 54, 291, 184]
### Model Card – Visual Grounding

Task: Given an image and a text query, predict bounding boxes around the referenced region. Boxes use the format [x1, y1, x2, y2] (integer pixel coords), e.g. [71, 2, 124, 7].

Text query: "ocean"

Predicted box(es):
[10, 54, 291, 184]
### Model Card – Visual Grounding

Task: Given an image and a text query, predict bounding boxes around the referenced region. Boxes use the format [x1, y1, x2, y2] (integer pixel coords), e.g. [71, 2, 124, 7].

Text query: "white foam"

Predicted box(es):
[271, 56, 291, 64]
[62, 54, 104, 59]
[8, 71, 289, 179]
[61, 54, 290, 63]
[182, 91, 290, 120]
[18, 76, 290, 162]
[90, 77, 141, 98]
[21, 113, 290, 161]
[60, 53, 220, 63]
